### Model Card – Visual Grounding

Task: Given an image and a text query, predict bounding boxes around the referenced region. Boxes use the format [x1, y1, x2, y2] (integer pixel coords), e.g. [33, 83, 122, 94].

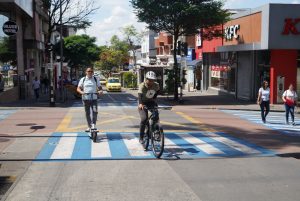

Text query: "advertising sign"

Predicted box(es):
[2, 21, 19, 36]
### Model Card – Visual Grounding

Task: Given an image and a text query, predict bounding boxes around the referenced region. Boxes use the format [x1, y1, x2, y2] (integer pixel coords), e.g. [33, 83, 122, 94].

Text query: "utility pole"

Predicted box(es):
[50, 46, 55, 107]
[60, 0, 65, 102]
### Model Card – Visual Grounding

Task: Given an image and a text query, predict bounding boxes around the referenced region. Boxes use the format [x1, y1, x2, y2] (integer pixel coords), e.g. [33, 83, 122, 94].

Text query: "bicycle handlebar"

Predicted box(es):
[143, 106, 172, 110]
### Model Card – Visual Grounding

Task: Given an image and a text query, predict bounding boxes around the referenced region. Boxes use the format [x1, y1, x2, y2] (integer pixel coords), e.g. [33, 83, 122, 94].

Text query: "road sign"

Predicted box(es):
[2, 21, 19, 36]
[2, 64, 11, 71]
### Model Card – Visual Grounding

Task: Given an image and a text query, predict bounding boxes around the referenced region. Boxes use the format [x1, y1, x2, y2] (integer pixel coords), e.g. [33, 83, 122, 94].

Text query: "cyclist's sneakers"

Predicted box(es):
[85, 127, 91, 132]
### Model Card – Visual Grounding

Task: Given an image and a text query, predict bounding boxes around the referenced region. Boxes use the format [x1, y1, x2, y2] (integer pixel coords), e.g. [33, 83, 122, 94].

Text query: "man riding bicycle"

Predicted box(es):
[77, 67, 103, 132]
[138, 71, 160, 143]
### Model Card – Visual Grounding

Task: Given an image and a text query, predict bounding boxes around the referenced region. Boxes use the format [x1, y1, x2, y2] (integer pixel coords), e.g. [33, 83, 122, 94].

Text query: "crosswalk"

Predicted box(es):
[0, 110, 16, 121]
[221, 110, 300, 136]
[35, 132, 274, 161]
[72, 101, 138, 108]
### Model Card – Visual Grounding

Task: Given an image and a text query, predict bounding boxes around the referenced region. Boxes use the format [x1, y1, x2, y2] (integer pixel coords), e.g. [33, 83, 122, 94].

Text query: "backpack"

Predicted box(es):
[82, 76, 97, 84]
[81, 76, 101, 91]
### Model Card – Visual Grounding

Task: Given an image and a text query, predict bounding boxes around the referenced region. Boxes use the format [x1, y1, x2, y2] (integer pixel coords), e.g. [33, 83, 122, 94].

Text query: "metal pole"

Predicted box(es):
[60, 0, 64, 102]
[50, 50, 55, 107]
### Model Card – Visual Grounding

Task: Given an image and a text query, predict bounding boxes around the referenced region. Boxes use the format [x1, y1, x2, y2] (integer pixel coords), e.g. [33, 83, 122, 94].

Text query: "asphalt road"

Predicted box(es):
[0, 91, 300, 201]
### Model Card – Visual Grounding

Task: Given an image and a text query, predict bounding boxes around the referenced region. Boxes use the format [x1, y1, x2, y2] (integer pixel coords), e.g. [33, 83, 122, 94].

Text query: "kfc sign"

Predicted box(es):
[224, 25, 240, 40]
[282, 18, 300, 35]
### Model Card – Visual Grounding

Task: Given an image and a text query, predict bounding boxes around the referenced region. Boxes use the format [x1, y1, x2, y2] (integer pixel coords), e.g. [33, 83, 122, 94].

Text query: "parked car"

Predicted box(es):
[106, 77, 121, 92]
[100, 78, 107, 86]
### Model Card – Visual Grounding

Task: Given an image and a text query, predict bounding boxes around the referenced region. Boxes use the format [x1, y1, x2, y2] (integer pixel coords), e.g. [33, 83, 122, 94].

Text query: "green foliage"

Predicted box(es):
[123, 72, 137, 88]
[0, 37, 16, 64]
[164, 68, 187, 94]
[95, 35, 129, 75]
[60, 34, 100, 67]
[164, 69, 175, 95]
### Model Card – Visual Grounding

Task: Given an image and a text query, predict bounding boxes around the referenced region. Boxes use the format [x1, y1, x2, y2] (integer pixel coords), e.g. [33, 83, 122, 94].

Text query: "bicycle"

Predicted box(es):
[83, 93, 99, 143]
[140, 105, 172, 158]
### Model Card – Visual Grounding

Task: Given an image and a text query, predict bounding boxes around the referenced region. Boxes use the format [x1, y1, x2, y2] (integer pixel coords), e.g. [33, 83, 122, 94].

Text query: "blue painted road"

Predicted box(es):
[0, 110, 16, 121]
[221, 110, 300, 136]
[36, 132, 274, 161]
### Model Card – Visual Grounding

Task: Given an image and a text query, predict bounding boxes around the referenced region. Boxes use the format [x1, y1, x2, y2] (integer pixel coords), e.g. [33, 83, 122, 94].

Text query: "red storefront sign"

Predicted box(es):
[282, 18, 300, 35]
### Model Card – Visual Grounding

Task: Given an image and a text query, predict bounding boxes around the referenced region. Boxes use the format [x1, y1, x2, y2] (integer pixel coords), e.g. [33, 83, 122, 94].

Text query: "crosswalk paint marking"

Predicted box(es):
[36, 133, 62, 160]
[121, 133, 151, 157]
[221, 110, 300, 136]
[201, 131, 261, 155]
[91, 133, 111, 158]
[182, 133, 225, 155]
[106, 133, 131, 158]
[50, 133, 77, 159]
[72, 132, 91, 159]
[164, 135, 190, 156]
[35, 132, 275, 161]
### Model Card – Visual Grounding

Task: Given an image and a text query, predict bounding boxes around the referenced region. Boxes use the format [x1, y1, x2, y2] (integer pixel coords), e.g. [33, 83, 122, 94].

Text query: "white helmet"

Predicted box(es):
[145, 71, 157, 80]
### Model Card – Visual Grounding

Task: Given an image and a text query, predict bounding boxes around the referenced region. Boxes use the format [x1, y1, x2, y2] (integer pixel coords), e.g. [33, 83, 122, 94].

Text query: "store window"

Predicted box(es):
[0, 14, 17, 91]
[257, 50, 270, 84]
[210, 52, 237, 93]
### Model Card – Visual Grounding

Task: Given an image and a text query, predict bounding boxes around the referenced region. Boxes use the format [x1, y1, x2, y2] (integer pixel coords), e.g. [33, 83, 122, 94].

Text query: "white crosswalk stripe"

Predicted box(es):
[221, 110, 300, 136]
[91, 133, 111, 158]
[36, 132, 274, 160]
[51, 133, 77, 159]
[202, 132, 261, 154]
[121, 133, 151, 157]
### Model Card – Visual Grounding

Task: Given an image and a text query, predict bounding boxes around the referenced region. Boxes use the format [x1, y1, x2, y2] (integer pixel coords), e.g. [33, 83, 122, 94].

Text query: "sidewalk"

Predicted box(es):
[126, 88, 298, 113]
[0, 88, 76, 108]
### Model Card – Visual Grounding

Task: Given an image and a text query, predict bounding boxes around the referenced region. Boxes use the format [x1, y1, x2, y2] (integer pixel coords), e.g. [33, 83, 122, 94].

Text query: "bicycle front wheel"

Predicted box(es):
[151, 126, 164, 158]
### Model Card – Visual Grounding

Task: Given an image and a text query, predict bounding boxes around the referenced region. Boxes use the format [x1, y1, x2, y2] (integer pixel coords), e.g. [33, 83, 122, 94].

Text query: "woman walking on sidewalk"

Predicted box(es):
[257, 81, 270, 123]
[282, 84, 298, 126]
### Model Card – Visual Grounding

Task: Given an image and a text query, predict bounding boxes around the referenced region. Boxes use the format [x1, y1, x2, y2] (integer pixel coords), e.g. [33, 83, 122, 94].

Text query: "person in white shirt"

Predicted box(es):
[32, 76, 41, 100]
[282, 84, 298, 126]
[77, 68, 103, 132]
[257, 81, 270, 123]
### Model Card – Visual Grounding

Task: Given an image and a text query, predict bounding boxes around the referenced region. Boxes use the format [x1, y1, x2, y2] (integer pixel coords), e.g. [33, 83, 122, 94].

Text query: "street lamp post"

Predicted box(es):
[59, 0, 65, 102]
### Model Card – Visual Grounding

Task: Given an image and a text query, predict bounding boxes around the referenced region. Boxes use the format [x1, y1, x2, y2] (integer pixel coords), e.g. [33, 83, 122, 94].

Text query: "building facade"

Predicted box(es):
[0, 0, 49, 100]
[199, 3, 300, 103]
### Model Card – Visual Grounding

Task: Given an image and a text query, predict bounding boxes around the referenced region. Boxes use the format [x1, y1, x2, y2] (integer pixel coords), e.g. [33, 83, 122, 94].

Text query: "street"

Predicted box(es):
[0, 90, 300, 201]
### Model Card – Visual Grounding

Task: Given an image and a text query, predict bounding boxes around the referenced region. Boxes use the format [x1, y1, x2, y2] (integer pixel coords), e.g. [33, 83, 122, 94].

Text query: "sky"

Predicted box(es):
[75, 0, 298, 46]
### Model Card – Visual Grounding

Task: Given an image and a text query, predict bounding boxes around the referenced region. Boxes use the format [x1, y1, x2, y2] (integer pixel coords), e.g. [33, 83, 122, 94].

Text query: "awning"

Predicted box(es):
[187, 59, 202, 67]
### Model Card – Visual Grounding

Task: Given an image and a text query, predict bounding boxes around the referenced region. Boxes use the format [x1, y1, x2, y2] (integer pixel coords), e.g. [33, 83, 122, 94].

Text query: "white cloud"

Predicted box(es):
[292, 0, 300, 3]
[77, 3, 146, 46]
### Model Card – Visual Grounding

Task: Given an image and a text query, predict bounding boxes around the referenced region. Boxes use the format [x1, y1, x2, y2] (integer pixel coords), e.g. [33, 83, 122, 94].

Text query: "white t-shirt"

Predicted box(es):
[78, 76, 101, 100]
[32, 80, 40, 90]
[259, 87, 270, 101]
[282, 90, 298, 100]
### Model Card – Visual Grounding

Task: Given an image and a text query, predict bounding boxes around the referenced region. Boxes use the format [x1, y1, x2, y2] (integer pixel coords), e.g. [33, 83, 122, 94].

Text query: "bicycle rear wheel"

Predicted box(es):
[151, 125, 164, 158]
[142, 123, 150, 150]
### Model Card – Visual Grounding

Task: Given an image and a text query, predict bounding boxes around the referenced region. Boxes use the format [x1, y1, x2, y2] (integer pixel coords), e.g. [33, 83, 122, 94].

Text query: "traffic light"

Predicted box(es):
[177, 41, 181, 55]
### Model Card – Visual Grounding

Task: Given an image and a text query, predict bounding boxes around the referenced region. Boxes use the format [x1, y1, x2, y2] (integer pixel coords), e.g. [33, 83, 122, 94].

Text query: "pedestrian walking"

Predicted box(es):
[257, 81, 270, 123]
[282, 84, 298, 126]
[44, 76, 49, 94]
[32, 76, 41, 100]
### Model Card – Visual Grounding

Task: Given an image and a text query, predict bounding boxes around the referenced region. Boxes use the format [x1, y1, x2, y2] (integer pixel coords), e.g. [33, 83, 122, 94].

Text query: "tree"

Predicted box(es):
[121, 25, 143, 68]
[131, 0, 229, 100]
[45, 0, 99, 40]
[0, 37, 16, 64]
[61, 34, 100, 68]
[95, 36, 129, 76]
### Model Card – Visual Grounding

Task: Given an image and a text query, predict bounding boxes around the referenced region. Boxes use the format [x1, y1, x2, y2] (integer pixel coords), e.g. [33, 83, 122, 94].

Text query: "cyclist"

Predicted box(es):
[138, 71, 160, 143]
[77, 67, 103, 132]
